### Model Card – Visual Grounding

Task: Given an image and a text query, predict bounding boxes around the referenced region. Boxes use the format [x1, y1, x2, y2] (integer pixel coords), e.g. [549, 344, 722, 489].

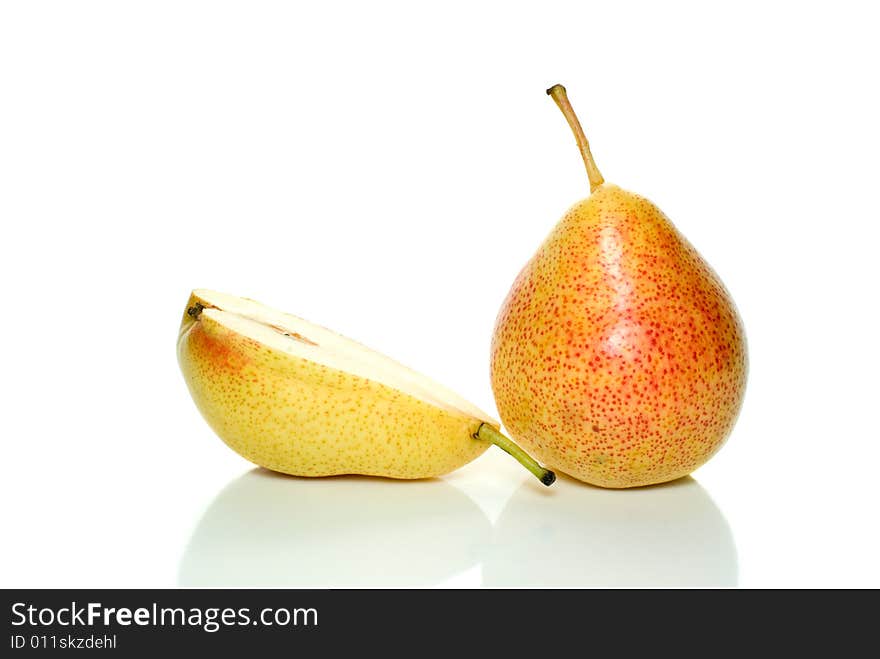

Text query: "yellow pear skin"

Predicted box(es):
[178, 290, 555, 483]
[490, 86, 747, 488]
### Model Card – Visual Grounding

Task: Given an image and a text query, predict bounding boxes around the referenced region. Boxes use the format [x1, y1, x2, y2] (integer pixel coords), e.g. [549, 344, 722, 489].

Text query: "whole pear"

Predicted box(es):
[490, 85, 747, 488]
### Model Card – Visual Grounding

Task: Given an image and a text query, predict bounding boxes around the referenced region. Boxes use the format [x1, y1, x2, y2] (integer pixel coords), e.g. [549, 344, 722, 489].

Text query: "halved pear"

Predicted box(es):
[178, 289, 554, 483]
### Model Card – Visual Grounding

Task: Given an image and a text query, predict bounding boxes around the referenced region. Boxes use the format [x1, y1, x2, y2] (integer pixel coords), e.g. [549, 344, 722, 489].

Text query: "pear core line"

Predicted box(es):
[187, 302, 319, 347]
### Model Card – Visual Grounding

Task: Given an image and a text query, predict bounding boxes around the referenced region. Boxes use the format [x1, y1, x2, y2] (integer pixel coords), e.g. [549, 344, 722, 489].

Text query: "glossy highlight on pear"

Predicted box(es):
[490, 85, 747, 488]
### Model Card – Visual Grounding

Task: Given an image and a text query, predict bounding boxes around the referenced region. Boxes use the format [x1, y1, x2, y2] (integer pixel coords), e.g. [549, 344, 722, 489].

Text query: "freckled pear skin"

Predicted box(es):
[178, 290, 556, 484]
[490, 86, 747, 488]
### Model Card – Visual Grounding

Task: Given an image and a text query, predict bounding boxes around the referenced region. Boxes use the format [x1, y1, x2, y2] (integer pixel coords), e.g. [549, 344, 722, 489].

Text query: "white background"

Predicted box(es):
[2, 1, 878, 588]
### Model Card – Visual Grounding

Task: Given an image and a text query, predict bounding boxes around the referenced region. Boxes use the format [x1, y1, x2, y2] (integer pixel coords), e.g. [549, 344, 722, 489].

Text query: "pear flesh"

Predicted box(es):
[178, 289, 497, 479]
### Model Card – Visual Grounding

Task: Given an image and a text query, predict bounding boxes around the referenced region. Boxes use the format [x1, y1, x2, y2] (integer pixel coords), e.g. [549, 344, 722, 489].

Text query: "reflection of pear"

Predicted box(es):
[179, 469, 491, 587]
[484, 477, 736, 587]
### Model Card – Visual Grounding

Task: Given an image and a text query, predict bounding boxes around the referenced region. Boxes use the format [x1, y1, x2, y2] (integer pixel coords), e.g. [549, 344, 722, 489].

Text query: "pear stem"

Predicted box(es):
[474, 423, 556, 486]
[546, 84, 604, 193]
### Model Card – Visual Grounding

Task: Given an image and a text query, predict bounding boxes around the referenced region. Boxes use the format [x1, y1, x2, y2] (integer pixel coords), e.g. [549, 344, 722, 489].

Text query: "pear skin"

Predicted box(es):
[490, 87, 747, 488]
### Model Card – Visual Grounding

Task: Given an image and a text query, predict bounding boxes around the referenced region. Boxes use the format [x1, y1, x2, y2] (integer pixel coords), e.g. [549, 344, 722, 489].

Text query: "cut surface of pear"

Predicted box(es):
[178, 289, 554, 483]
[184, 289, 489, 419]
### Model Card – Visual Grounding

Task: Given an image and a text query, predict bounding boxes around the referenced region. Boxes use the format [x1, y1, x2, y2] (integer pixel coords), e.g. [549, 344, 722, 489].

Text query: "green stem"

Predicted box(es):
[473, 423, 556, 486]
